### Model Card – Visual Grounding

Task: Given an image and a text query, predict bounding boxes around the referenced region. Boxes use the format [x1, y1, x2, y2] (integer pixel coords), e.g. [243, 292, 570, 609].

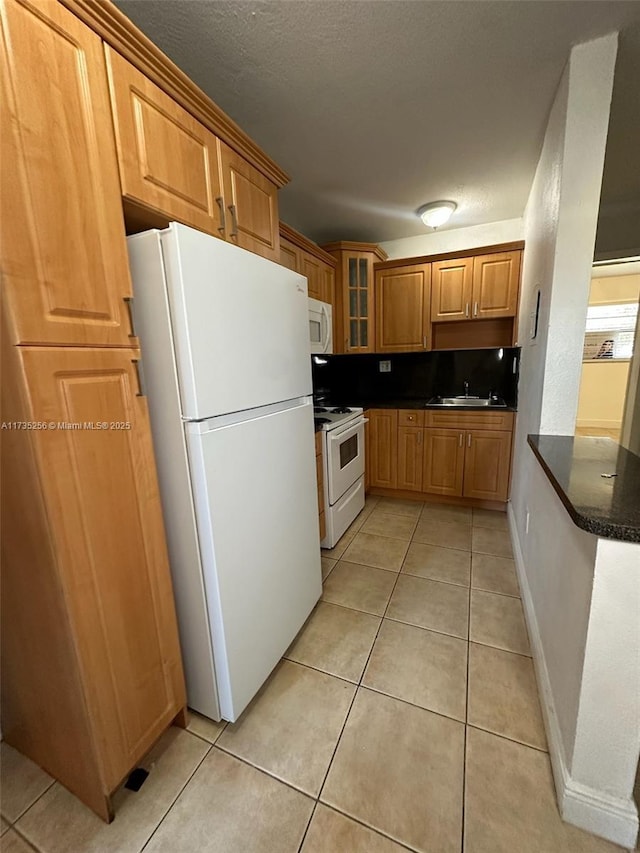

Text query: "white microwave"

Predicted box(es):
[308, 297, 333, 354]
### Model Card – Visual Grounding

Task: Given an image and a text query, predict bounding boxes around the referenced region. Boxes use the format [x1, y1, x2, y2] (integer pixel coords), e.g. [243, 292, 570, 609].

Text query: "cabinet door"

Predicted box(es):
[219, 141, 279, 260]
[104, 47, 224, 237]
[0, 0, 133, 347]
[375, 264, 431, 352]
[368, 409, 398, 488]
[397, 426, 423, 491]
[301, 252, 323, 300]
[431, 258, 473, 322]
[472, 252, 521, 319]
[279, 237, 301, 272]
[343, 252, 375, 353]
[20, 346, 185, 792]
[422, 429, 465, 496]
[463, 430, 512, 501]
[323, 265, 335, 306]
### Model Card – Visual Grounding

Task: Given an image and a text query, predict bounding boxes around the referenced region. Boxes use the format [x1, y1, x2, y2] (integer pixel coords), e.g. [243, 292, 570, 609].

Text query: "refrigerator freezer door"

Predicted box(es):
[185, 398, 322, 721]
[161, 223, 312, 420]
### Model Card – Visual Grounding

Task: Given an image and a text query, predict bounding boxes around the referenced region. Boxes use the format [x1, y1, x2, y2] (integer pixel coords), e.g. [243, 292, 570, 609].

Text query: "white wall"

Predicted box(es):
[516, 458, 597, 768]
[512, 32, 618, 547]
[510, 461, 640, 848]
[577, 361, 630, 429]
[506, 31, 640, 848]
[378, 218, 523, 260]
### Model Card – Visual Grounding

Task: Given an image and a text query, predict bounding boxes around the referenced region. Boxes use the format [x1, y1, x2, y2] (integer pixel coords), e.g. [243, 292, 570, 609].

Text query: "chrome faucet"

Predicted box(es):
[463, 381, 469, 398]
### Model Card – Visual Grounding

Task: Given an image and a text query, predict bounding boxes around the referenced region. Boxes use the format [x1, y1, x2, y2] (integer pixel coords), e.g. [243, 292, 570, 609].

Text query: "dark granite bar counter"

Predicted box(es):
[528, 434, 640, 543]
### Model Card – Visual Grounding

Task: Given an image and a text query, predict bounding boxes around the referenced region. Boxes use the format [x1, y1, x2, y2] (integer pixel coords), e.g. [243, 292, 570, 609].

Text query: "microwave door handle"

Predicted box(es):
[321, 303, 330, 353]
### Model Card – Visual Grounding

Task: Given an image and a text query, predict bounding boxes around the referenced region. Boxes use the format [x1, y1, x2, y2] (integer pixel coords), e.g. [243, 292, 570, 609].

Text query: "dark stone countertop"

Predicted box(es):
[528, 434, 640, 543]
[353, 398, 517, 412]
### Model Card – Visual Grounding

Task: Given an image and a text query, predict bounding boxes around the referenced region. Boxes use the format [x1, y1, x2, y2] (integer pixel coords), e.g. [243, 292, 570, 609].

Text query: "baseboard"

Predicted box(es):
[575, 418, 622, 429]
[563, 777, 639, 850]
[507, 506, 639, 850]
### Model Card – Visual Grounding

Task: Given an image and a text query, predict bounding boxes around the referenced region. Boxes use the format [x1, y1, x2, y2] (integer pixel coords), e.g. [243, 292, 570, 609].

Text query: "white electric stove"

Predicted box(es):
[314, 406, 367, 548]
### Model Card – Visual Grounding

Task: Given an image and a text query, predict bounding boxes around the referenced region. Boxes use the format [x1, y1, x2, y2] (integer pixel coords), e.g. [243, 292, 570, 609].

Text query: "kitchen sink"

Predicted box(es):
[427, 396, 507, 408]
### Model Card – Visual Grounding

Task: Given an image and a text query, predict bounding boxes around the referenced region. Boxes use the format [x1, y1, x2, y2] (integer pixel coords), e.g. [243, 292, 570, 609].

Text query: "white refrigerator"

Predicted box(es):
[127, 223, 322, 722]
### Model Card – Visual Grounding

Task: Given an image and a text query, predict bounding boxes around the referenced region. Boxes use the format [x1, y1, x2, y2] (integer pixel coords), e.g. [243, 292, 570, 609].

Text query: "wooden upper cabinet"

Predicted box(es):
[323, 243, 387, 353]
[422, 429, 465, 496]
[0, 0, 134, 347]
[431, 258, 473, 322]
[367, 409, 398, 488]
[279, 237, 300, 272]
[463, 429, 512, 501]
[323, 266, 335, 306]
[19, 346, 185, 793]
[104, 46, 224, 237]
[375, 264, 431, 352]
[301, 253, 323, 301]
[219, 140, 279, 260]
[472, 252, 521, 319]
[279, 225, 336, 303]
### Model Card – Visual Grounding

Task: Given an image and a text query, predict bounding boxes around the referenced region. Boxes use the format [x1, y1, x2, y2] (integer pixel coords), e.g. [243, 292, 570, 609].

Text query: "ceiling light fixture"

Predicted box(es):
[418, 201, 457, 229]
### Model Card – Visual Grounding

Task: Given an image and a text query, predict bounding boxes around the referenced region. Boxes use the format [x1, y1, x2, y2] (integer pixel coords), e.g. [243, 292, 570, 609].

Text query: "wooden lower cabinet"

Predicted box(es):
[463, 429, 512, 501]
[1, 343, 186, 821]
[367, 409, 398, 488]
[422, 429, 465, 496]
[397, 426, 423, 491]
[366, 409, 514, 504]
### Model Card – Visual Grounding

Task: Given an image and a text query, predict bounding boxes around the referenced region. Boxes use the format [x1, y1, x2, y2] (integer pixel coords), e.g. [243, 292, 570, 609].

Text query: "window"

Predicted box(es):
[583, 302, 638, 360]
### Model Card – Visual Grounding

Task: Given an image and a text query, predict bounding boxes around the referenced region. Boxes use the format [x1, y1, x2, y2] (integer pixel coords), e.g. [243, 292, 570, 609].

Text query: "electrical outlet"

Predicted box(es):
[525, 509, 530, 535]
[379, 360, 391, 373]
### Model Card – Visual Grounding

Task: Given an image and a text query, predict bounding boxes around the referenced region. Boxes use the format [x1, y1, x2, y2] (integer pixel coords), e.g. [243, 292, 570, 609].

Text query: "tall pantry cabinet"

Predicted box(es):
[1, 0, 186, 822]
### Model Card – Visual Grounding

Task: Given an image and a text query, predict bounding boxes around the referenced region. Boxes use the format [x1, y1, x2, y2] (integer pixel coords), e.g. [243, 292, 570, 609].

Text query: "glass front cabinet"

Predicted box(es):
[322, 242, 388, 353]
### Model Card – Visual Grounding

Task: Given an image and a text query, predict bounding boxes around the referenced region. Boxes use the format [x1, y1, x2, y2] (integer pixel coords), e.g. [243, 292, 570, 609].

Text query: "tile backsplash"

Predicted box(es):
[311, 348, 520, 407]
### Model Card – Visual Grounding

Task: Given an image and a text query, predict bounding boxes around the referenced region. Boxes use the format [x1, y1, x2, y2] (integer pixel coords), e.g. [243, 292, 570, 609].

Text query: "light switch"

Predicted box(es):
[379, 360, 391, 373]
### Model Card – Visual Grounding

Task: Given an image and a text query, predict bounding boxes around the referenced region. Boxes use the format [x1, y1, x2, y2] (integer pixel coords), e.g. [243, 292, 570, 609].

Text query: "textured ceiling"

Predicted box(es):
[115, 0, 640, 246]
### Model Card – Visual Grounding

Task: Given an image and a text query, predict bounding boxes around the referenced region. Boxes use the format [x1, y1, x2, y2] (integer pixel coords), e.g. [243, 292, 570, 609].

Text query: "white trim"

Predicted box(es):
[507, 504, 639, 850]
[575, 418, 622, 429]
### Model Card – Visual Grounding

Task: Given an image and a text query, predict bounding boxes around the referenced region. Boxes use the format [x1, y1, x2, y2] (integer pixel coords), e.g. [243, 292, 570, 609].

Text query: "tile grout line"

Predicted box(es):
[313, 541, 408, 811]
[295, 799, 319, 853]
[138, 740, 214, 853]
[7, 776, 56, 836]
[9, 822, 42, 853]
[461, 535, 473, 853]
[310, 802, 422, 853]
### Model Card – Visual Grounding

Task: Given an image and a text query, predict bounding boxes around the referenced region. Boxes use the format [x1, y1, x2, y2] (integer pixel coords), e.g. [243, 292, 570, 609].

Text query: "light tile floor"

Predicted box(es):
[0, 496, 632, 852]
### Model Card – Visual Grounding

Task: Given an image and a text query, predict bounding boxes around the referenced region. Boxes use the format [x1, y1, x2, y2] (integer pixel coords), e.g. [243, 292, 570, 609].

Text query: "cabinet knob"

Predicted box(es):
[474, 301, 479, 317]
[465, 303, 470, 318]
[468, 433, 472, 448]
[459, 432, 463, 447]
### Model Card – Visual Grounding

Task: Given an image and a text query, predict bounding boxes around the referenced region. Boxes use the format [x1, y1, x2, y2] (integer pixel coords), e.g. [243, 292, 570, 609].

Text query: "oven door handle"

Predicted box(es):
[328, 417, 368, 441]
